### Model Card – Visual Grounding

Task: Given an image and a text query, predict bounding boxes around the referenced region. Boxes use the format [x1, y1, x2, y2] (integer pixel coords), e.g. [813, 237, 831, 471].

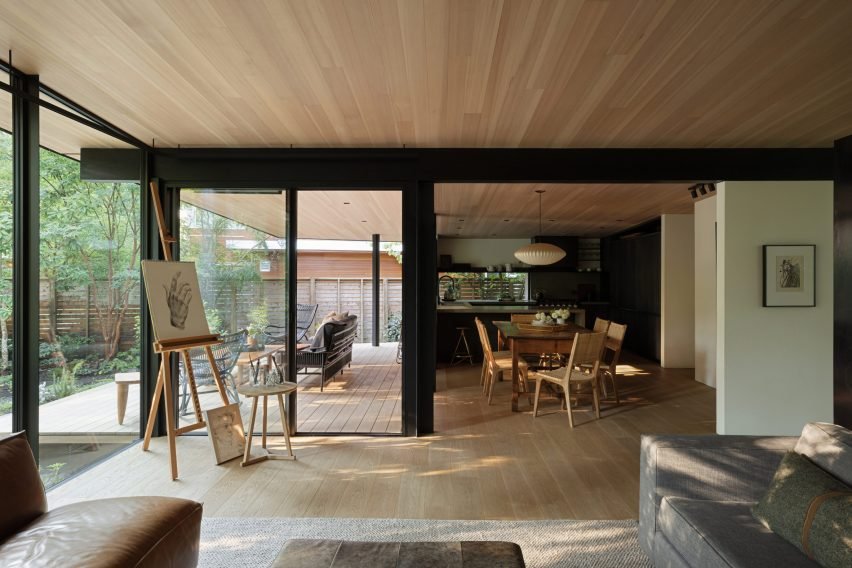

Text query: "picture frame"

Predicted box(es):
[205, 403, 245, 464]
[762, 245, 815, 307]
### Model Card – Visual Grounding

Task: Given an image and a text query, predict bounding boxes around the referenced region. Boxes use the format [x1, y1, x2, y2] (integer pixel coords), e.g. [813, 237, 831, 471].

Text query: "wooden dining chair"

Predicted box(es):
[592, 317, 611, 333]
[475, 318, 529, 405]
[597, 322, 627, 404]
[510, 313, 536, 324]
[532, 331, 606, 428]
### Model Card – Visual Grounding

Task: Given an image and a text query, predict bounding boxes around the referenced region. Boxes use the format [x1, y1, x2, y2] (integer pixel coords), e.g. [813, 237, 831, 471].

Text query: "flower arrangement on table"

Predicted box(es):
[534, 308, 571, 325]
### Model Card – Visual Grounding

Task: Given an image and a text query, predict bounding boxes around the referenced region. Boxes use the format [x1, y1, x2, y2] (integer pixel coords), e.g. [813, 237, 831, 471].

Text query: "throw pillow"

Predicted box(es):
[752, 451, 852, 568]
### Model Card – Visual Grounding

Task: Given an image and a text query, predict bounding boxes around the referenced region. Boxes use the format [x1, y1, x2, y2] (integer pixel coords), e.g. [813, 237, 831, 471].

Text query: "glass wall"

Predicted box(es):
[37, 110, 141, 487]
[0, 73, 12, 436]
[178, 189, 289, 433]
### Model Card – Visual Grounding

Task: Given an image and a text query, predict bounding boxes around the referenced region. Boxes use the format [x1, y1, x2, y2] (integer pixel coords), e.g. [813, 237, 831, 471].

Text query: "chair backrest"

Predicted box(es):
[188, 329, 247, 383]
[593, 318, 611, 333]
[605, 322, 627, 366]
[297, 303, 319, 331]
[564, 331, 606, 380]
[511, 313, 536, 324]
[474, 318, 494, 362]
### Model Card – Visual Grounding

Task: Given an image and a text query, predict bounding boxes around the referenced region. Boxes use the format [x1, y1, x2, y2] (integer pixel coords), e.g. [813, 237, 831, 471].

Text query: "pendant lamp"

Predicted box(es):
[513, 190, 566, 266]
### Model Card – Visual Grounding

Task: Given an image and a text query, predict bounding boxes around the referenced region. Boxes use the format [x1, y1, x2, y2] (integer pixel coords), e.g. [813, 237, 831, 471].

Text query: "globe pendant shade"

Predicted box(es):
[513, 242, 566, 266]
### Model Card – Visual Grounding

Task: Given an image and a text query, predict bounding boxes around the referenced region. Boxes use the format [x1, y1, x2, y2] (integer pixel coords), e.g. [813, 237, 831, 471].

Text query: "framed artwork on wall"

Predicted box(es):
[763, 245, 815, 307]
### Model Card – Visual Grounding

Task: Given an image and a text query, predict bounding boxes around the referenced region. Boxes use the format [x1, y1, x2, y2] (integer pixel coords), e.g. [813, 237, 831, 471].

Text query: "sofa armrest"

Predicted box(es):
[638, 433, 796, 556]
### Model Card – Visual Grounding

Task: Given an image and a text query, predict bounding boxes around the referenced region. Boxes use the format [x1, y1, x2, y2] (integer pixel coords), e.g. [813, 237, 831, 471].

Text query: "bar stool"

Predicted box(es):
[451, 326, 474, 365]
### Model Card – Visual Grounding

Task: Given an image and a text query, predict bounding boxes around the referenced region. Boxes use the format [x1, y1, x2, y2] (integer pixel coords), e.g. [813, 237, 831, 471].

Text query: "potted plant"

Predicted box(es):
[246, 304, 269, 350]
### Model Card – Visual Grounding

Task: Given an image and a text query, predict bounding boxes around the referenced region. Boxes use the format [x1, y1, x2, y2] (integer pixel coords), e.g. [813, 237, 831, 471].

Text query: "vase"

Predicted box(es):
[556, 318, 565, 324]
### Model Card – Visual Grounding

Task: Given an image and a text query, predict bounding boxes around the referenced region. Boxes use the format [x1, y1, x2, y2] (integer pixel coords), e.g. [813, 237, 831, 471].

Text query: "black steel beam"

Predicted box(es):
[834, 134, 852, 429]
[81, 148, 141, 182]
[11, 74, 40, 453]
[140, 147, 833, 185]
[372, 234, 380, 347]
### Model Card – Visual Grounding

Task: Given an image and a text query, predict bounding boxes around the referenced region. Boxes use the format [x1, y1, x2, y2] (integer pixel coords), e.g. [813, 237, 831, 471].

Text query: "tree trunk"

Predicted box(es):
[0, 317, 8, 372]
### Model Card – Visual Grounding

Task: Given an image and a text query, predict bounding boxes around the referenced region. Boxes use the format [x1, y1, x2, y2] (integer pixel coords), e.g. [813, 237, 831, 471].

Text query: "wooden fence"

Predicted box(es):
[29, 277, 402, 347]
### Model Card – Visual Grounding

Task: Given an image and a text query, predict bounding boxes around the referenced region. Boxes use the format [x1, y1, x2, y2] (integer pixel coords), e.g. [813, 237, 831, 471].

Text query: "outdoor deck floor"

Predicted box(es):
[0, 343, 402, 437]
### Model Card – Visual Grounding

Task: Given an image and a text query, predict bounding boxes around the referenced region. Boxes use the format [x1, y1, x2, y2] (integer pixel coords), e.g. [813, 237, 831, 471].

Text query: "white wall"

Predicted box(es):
[716, 181, 833, 435]
[694, 197, 717, 387]
[661, 215, 695, 368]
[437, 238, 530, 267]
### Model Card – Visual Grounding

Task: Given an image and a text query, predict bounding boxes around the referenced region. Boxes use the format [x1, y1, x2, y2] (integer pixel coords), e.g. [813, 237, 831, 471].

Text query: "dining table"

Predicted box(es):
[492, 320, 591, 412]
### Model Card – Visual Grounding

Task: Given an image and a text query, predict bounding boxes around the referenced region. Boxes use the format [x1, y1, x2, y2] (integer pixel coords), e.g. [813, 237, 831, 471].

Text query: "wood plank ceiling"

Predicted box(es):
[0, 0, 851, 151]
[435, 183, 696, 237]
[181, 189, 402, 240]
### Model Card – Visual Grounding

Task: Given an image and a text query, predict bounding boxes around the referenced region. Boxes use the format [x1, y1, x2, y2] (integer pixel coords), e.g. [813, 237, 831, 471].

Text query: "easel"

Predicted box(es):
[142, 180, 229, 480]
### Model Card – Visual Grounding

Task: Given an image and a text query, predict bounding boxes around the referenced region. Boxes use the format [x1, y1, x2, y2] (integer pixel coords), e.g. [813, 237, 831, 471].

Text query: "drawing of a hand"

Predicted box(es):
[163, 271, 192, 329]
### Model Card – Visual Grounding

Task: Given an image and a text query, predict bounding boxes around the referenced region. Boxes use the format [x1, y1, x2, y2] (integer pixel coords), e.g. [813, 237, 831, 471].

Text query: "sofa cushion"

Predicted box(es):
[794, 422, 852, 486]
[659, 498, 815, 568]
[0, 432, 48, 542]
[0, 496, 202, 568]
[752, 451, 852, 568]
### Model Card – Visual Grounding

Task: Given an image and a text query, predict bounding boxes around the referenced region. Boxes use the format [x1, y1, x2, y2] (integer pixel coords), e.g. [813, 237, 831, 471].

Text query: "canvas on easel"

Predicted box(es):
[141, 260, 210, 342]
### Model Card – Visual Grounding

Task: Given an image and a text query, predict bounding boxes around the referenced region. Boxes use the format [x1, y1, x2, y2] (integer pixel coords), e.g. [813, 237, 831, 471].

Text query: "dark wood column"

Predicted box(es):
[835, 134, 852, 428]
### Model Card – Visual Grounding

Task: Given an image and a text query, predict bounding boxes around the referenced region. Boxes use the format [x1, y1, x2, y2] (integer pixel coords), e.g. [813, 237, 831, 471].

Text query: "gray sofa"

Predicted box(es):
[639, 422, 852, 567]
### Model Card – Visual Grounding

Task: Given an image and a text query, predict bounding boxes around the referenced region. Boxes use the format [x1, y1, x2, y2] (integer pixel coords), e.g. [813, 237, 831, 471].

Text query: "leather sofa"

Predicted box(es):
[0, 432, 202, 567]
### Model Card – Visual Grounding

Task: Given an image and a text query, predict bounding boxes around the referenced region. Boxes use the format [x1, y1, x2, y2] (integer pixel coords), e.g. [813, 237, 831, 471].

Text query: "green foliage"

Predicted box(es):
[385, 312, 402, 342]
[381, 242, 403, 264]
[40, 462, 66, 487]
[246, 304, 269, 338]
[45, 360, 84, 402]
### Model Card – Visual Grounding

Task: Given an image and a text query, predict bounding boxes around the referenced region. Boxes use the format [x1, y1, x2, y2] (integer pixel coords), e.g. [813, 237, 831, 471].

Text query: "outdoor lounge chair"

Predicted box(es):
[179, 329, 246, 415]
[264, 303, 319, 344]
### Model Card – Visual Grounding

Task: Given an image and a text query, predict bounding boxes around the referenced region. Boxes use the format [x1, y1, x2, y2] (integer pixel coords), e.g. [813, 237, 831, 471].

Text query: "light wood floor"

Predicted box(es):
[48, 353, 714, 520]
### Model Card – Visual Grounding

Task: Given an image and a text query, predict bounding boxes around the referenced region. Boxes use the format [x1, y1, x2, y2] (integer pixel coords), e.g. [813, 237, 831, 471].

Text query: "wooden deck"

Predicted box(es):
[48, 352, 715, 519]
[0, 343, 401, 437]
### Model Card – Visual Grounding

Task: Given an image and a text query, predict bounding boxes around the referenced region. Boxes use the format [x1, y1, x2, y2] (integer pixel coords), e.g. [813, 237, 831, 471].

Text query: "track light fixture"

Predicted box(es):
[688, 183, 718, 201]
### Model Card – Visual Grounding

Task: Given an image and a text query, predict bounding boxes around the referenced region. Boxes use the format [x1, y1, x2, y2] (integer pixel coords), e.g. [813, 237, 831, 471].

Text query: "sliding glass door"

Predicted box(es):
[178, 189, 290, 434]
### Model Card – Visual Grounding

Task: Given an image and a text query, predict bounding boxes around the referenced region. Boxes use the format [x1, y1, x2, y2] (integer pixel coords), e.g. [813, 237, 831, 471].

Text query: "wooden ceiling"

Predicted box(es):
[0, 1, 851, 152]
[435, 183, 695, 237]
[181, 189, 402, 240]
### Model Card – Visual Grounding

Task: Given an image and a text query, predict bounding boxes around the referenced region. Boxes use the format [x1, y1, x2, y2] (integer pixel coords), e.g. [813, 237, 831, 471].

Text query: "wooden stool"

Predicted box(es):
[114, 372, 141, 425]
[237, 382, 298, 467]
[451, 327, 474, 366]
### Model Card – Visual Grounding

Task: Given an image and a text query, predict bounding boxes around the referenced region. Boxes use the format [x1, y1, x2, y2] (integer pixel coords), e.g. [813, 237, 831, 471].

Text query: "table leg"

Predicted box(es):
[511, 339, 520, 412]
[242, 397, 259, 467]
[116, 383, 129, 425]
[261, 395, 268, 450]
[277, 394, 294, 458]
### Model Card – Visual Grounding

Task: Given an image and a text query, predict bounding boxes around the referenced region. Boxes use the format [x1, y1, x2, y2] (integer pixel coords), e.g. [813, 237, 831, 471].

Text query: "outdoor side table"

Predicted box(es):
[114, 372, 141, 425]
[236, 382, 298, 467]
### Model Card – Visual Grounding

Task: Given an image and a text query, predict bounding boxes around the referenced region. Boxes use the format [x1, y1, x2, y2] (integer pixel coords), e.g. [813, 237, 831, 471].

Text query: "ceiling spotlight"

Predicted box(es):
[458, 219, 465, 222]
[503, 219, 510, 222]
[343, 202, 351, 205]
[708, 183, 717, 192]
[361, 220, 367, 223]
[689, 185, 699, 199]
[698, 184, 708, 196]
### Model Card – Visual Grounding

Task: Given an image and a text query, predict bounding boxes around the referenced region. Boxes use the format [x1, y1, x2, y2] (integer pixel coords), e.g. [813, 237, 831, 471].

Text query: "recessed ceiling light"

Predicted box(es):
[503, 219, 510, 222]
[458, 219, 464, 222]
[361, 220, 367, 223]
[344, 202, 351, 205]
[548, 219, 556, 222]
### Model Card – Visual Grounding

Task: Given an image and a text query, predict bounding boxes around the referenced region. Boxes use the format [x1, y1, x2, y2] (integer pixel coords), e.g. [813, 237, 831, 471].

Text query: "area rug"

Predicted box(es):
[200, 517, 651, 568]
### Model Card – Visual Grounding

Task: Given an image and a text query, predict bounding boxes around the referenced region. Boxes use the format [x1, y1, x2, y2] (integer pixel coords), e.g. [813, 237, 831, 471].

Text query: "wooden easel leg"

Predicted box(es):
[278, 394, 294, 458]
[182, 351, 204, 423]
[143, 359, 165, 451]
[162, 359, 179, 480]
[205, 345, 230, 405]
